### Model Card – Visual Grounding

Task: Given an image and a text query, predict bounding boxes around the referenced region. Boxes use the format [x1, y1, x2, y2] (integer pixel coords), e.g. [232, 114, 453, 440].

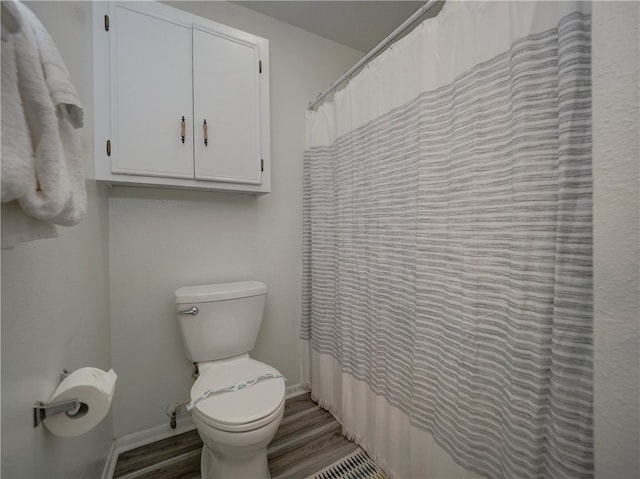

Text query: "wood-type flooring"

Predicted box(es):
[112, 393, 360, 479]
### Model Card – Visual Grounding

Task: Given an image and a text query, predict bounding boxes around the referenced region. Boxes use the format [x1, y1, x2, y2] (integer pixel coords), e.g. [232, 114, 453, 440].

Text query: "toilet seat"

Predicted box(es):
[191, 357, 285, 432]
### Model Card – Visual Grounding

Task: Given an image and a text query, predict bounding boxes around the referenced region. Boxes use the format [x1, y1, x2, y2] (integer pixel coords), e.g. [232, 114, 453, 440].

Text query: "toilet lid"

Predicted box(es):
[190, 358, 285, 427]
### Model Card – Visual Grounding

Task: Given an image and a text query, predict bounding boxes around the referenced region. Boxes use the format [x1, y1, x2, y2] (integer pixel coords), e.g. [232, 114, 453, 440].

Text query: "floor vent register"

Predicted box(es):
[306, 448, 387, 479]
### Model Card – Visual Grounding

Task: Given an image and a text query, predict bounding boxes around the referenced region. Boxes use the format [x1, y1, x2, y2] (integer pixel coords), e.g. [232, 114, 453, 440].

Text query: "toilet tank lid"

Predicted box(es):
[175, 281, 267, 303]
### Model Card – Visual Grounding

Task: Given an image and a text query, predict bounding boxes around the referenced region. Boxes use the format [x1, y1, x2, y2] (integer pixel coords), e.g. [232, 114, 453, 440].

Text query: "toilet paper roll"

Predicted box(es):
[43, 367, 117, 437]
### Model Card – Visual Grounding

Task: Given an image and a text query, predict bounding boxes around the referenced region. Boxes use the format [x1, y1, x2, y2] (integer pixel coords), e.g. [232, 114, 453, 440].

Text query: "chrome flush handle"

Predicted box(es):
[177, 306, 199, 316]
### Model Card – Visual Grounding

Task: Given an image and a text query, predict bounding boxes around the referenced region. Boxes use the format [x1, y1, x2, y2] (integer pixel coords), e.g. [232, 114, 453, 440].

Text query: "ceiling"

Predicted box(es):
[234, 1, 425, 52]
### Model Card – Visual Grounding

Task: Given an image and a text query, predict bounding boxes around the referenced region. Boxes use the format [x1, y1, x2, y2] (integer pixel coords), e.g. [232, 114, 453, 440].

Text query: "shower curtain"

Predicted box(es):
[302, 2, 593, 478]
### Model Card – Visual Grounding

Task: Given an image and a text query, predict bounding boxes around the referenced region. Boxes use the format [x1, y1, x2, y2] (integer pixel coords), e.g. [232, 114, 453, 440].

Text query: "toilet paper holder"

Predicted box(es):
[33, 398, 85, 428]
[33, 370, 89, 428]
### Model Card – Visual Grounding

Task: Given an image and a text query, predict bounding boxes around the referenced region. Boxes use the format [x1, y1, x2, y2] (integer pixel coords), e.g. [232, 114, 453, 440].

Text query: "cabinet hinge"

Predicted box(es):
[104, 14, 109, 32]
[106, 140, 111, 157]
[259, 60, 262, 74]
[261, 159, 264, 172]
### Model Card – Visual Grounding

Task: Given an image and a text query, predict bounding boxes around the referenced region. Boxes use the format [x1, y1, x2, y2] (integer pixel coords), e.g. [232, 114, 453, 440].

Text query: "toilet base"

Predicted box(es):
[201, 444, 271, 479]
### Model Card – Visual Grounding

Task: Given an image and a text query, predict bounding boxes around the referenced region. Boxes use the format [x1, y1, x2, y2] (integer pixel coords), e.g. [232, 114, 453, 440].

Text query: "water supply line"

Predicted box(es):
[164, 363, 200, 428]
[165, 399, 190, 429]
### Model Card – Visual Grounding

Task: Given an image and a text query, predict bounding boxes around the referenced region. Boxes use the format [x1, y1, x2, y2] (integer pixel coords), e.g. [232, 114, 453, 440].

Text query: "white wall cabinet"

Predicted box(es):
[93, 2, 270, 193]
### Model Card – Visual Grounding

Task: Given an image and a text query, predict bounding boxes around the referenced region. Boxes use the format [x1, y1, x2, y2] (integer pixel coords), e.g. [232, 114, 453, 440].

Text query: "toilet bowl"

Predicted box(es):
[175, 281, 285, 479]
[190, 356, 285, 479]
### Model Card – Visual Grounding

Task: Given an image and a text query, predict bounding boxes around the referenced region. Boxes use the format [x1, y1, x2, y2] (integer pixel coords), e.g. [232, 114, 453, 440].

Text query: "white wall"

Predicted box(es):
[108, 1, 363, 437]
[1, 2, 113, 478]
[592, 2, 640, 478]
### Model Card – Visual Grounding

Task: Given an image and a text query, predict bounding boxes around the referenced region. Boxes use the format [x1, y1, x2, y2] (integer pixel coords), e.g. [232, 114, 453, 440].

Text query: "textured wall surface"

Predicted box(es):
[108, 1, 363, 437]
[592, 2, 640, 478]
[1, 2, 113, 478]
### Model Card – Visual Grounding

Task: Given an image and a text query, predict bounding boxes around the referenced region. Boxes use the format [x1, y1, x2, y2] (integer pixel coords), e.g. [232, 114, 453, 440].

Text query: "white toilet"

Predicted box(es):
[175, 281, 285, 479]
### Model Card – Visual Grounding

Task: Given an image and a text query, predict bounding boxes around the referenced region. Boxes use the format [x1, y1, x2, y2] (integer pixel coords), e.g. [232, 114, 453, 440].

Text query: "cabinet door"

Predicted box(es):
[193, 28, 262, 184]
[111, 4, 193, 179]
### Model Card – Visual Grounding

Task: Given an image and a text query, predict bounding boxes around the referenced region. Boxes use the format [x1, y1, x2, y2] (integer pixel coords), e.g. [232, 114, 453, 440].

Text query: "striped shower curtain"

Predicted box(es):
[301, 2, 593, 478]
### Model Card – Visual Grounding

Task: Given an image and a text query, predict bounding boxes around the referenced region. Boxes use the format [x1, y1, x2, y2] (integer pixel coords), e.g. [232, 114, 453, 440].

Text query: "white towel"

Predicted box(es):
[1, 1, 57, 248]
[1, 2, 33, 205]
[20, 5, 83, 129]
[1, 1, 86, 248]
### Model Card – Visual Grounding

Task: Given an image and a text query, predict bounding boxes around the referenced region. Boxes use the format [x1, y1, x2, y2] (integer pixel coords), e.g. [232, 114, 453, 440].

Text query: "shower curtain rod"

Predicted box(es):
[308, 0, 439, 111]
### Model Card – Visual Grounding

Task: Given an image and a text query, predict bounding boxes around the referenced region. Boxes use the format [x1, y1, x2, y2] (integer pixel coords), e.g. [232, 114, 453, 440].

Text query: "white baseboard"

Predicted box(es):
[100, 416, 196, 479]
[286, 383, 309, 398]
[100, 387, 308, 479]
[116, 416, 196, 453]
[101, 439, 119, 479]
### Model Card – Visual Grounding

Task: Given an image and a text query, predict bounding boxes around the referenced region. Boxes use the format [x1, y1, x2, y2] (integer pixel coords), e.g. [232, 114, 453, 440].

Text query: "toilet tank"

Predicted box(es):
[175, 281, 267, 363]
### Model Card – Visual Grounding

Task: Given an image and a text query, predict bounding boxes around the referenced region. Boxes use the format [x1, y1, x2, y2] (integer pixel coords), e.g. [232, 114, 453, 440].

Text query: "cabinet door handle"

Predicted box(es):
[181, 116, 186, 144]
[203, 119, 208, 146]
